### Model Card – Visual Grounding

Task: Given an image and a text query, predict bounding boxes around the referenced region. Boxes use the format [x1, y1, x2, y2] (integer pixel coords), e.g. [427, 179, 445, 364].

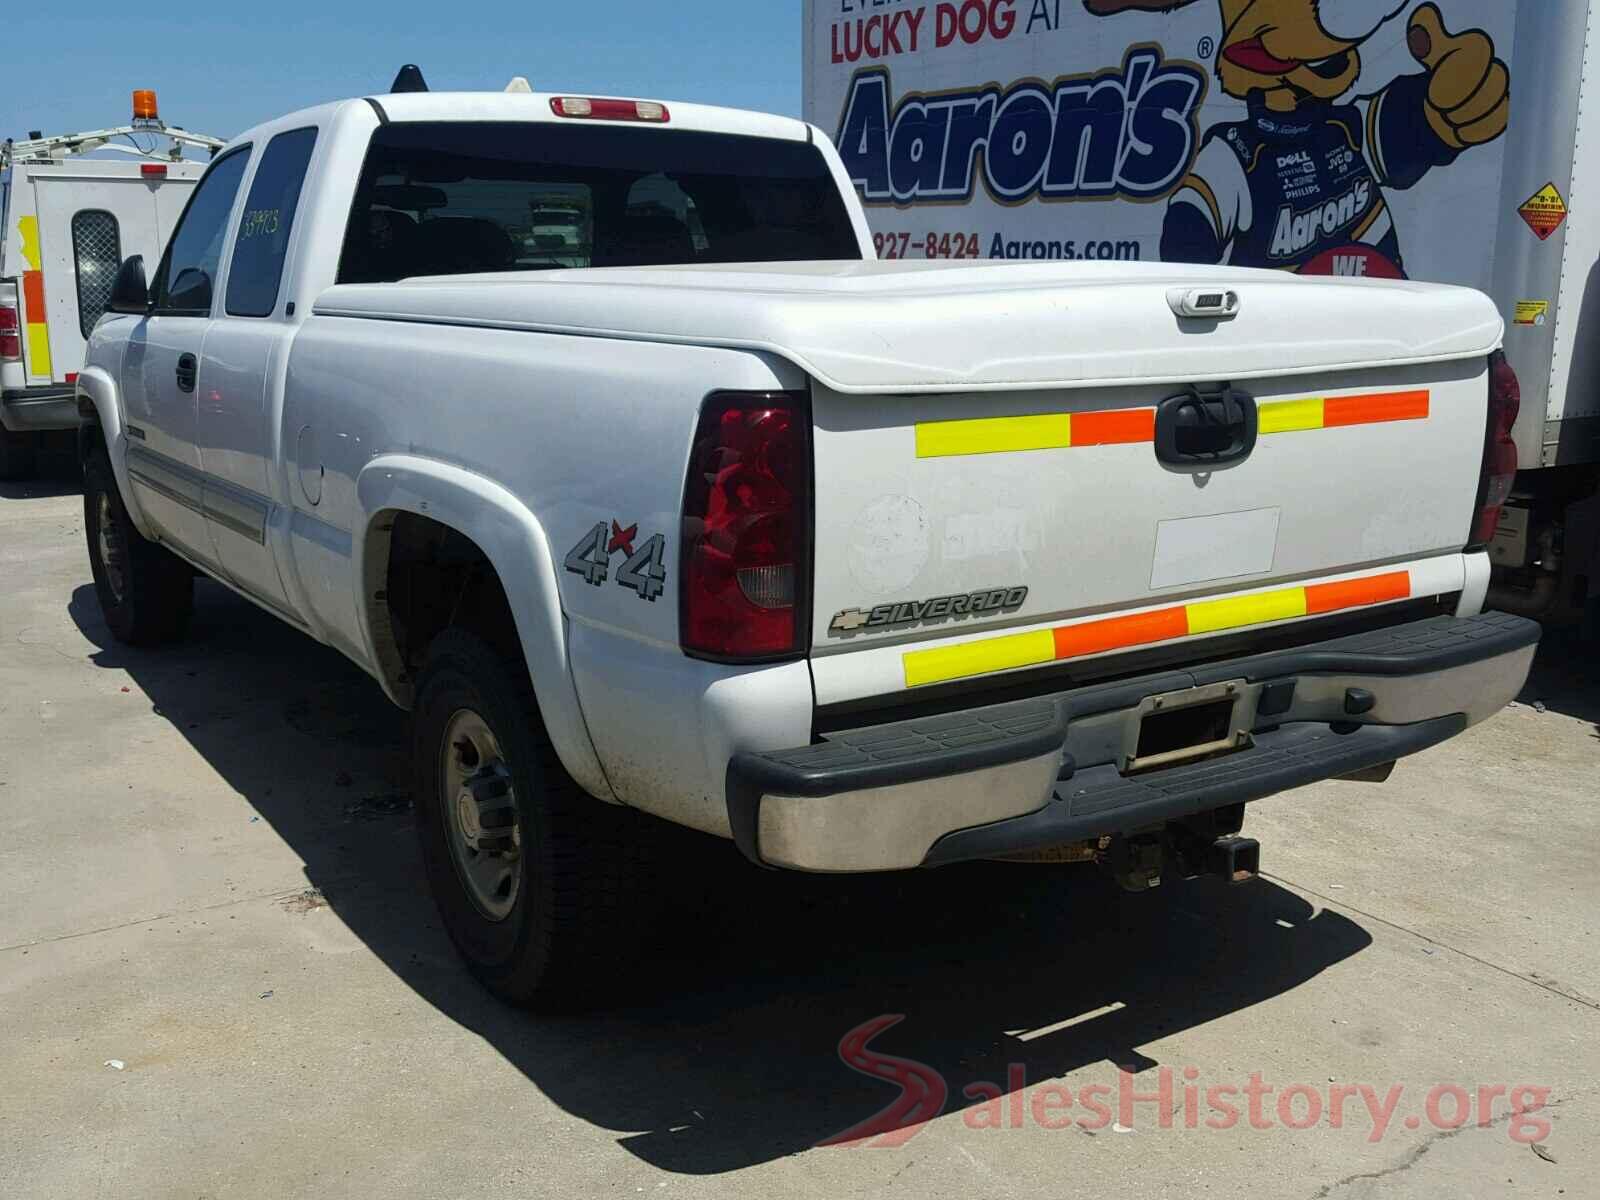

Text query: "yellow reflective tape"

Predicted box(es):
[1258, 398, 1325, 434]
[903, 629, 1056, 688]
[25, 325, 53, 377]
[18, 216, 43, 270]
[916, 413, 1072, 459]
[1185, 587, 1308, 635]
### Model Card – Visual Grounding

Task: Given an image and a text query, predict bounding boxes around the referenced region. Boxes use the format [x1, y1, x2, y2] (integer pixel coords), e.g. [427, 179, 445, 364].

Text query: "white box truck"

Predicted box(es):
[1, 91, 221, 479]
[802, 0, 1600, 624]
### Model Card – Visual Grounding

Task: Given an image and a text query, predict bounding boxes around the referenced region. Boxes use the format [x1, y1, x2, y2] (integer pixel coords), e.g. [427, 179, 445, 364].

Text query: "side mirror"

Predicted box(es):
[108, 255, 150, 315]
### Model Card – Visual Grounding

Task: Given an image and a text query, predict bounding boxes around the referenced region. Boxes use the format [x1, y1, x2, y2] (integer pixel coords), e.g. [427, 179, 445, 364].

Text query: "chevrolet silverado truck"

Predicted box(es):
[75, 82, 1540, 1005]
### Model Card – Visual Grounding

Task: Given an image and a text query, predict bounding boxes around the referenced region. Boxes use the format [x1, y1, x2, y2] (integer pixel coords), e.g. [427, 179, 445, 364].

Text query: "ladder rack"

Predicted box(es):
[2, 122, 223, 171]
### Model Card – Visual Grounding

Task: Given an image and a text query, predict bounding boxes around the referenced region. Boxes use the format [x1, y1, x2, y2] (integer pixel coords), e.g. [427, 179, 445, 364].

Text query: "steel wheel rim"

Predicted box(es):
[96, 491, 128, 604]
[440, 708, 523, 922]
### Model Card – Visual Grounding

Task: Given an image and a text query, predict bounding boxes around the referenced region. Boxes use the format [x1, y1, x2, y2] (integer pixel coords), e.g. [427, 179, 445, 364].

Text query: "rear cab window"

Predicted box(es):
[338, 122, 862, 283]
[227, 127, 318, 317]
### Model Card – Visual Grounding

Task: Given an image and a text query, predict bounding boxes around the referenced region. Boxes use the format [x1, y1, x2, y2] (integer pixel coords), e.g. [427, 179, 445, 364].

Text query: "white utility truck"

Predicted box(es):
[75, 78, 1538, 1005]
[803, 0, 1600, 627]
[1, 91, 220, 478]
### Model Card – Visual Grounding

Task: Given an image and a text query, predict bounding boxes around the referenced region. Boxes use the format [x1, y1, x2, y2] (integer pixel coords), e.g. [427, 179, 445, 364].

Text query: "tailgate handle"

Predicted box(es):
[1155, 384, 1257, 472]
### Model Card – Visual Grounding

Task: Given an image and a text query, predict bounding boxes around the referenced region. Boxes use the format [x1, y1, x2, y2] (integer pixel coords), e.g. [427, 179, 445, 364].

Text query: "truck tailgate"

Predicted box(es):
[811, 355, 1492, 705]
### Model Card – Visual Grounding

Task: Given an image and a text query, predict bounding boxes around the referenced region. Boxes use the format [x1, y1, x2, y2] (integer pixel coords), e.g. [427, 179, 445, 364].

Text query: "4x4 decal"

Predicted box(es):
[565, 520, 667, 602]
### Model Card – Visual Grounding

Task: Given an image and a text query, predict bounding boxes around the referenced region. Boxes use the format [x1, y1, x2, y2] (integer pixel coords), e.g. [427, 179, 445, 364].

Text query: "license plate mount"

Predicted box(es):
[1122, 679, 1257, 774]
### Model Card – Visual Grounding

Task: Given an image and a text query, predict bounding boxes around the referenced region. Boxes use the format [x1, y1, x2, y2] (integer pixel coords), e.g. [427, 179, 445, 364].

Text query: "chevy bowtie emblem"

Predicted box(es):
[831, 608, 872, 633]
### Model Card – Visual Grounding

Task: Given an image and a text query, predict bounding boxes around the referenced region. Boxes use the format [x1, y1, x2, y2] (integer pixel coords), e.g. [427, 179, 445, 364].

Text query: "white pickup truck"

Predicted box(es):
[76, 83, 1540, 1005]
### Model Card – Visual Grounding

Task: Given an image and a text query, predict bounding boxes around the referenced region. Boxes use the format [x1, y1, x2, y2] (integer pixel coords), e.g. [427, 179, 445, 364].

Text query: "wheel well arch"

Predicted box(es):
[363, 510, 523, 707]
[351, 456, 616, 803]
[73, 368, 158, 540]
[76, 396, 104, 460]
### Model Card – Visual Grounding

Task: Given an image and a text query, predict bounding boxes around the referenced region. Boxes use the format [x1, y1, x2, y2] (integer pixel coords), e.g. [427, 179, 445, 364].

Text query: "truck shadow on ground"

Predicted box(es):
[71, 580, 1381, 1174]
[1516, 624, 1600, 736]
[0, 451, 82, 501]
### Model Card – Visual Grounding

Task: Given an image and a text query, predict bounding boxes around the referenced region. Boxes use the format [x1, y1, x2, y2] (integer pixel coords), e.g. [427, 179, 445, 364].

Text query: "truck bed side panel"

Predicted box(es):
[282, 316, 814, 817]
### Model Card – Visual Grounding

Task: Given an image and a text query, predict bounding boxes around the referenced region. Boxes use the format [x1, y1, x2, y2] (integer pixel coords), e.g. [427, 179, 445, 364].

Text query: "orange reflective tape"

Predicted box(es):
[910, 570, 1418, 686]
[1304, 571, 1412, 615]
[912, 390, 1423, 461]
[1070, 408, 1156, 446]
[1322, 390, 1429, 428]
[1052, 606, 1189, 660]
[22, 270, 46, 313]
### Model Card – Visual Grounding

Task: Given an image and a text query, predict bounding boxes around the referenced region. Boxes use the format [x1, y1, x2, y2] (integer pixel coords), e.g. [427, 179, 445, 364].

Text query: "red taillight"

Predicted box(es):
[681, 392, 811, 661]
[550, 96, 670, 123]
[0, 304, 20, 361]
[1471, 350, 1522, 546]
[140, 163, 167, 178]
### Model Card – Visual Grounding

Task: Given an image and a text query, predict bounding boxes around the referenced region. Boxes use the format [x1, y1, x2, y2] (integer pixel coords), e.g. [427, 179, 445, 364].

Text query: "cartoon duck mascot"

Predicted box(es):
[1087, 0, 1509, 277]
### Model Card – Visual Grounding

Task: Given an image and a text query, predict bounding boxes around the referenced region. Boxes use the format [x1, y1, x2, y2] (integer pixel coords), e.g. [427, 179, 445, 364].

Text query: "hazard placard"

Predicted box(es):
[1519, 183, 1569, 241]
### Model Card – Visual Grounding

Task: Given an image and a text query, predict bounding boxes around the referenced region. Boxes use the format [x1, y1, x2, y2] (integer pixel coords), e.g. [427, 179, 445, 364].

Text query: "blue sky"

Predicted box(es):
[8, 2, 801, 149]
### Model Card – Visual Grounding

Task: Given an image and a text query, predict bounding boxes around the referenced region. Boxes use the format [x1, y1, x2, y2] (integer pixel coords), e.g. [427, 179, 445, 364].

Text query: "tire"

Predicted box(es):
[412, 628, 653, 1008]
[83, 446, 194, 645]
[0, 427, 38, 482]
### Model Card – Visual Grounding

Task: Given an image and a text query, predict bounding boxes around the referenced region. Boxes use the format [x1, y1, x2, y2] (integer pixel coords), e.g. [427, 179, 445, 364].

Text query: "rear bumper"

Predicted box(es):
[727, 611, 1540, 872]
[0, 387, 78, 432]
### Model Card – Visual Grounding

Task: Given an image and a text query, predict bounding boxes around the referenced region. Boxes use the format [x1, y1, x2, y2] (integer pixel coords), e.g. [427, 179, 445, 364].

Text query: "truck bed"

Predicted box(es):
[315, 258, 1501, 709]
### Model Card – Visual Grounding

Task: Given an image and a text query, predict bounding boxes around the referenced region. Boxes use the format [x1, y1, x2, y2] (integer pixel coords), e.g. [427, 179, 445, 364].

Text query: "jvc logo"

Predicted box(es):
[836, 49, 1207, 206]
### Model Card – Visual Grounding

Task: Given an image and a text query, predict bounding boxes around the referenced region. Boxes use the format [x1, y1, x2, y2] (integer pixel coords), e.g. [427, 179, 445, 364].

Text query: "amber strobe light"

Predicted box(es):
[681, 392, 810, 660]
[132, 89, 159, 120]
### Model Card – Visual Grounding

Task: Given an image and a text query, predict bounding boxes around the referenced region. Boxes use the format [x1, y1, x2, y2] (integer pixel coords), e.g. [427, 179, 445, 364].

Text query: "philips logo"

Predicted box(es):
[836, 48, 1207, 207]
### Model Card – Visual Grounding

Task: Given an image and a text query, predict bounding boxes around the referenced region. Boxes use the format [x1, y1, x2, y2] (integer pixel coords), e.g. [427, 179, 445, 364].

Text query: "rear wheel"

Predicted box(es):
[0, 427, 38, 481]
[412, 628, 652, 1007]
[83, 446, 193, 645]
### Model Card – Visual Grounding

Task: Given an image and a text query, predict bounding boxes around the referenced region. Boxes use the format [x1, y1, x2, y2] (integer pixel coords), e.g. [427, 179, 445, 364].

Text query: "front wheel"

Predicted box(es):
[83, 447, 193, 645]
[412, 629, 652, 1007]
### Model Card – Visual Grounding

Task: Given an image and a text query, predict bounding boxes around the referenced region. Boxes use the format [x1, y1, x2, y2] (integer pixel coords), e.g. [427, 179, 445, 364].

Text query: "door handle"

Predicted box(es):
[1154, 384, 1257, 472]
[176, 352, 198, 394]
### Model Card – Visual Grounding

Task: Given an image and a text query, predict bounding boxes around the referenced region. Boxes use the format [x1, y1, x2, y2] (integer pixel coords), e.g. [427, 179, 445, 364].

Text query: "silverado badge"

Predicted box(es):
[829, 587, 1029, 636]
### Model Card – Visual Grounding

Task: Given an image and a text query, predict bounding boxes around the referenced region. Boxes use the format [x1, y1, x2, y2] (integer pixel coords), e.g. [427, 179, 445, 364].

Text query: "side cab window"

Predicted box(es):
[226, 128, 318, 317]
[149, 147, 251, 316]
